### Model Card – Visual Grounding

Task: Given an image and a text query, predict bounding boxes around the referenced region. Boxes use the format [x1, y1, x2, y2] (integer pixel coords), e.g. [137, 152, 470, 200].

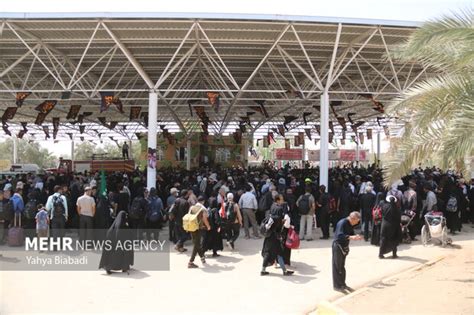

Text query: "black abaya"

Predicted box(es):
[379, 202, 402, 256]
[99, 211, 134, 272]
[203, 208, 224, 253]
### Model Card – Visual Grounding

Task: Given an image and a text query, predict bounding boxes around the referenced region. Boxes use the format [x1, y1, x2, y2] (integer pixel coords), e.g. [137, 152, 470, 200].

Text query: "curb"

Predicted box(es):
[308, 255, 446, 315]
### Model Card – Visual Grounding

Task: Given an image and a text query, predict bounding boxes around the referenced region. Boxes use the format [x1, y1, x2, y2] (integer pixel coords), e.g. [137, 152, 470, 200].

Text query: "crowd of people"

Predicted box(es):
[0, 162, 473, 286]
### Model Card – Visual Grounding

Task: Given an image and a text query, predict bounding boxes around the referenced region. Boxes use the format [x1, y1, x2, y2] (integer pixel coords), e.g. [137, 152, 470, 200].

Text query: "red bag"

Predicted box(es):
[285, 228, 300, 249]
[372, 205, 382, 224]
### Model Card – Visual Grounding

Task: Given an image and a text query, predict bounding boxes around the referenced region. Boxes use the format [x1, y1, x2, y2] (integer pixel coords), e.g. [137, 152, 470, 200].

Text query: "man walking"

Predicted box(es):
[238, 185, 261, 239]
[188, 196, 211, 268]
[332, 211, 362, 293]
[76, 186, 96, 242]
[171, 190, 190, 252]
[297, 186, 315, 241]
[45, 185, 68, 240]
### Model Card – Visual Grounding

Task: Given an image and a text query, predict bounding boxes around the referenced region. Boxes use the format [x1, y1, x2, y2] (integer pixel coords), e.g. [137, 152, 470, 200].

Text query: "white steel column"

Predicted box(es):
[13, 136, 18, 164]
[147, 92, 158, 189]
[71, 140, 75, 170]
[186, 138, 191, 171]
[319, 92, 329, 187]
[377, 131, 381, 166]
[356, 141, 360, 165]
[302, 138, 306, 168]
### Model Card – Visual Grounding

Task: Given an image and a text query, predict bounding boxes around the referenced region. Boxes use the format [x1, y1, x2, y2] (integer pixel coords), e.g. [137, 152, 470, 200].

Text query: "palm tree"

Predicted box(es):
[384, 9, 474, 185]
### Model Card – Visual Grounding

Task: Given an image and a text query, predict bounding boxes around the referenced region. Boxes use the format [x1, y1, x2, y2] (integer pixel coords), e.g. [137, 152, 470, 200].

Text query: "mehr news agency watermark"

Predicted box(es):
[24, 237, 167, 266]
[0, 231, 171, 271]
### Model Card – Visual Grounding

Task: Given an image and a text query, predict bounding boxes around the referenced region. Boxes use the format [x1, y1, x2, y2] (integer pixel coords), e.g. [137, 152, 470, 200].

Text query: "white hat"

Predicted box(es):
[227, 192, 234, 200]
[386, 195, 397, 203]
[3, 183, 12, 191]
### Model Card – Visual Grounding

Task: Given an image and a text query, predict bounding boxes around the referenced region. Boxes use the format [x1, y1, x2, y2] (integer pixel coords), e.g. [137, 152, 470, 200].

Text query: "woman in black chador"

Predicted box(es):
[203, 207, 224, 257]
[379, 196, 402, 259]
[99, 211, 134, 274]
[371, 192, 385, 246]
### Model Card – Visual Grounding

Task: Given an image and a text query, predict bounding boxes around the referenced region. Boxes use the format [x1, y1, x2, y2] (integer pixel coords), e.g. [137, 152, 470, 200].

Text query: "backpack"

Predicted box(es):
[148, 197, 162, 222]
[24, 199, 38, 220]
[329, 197, 337, 213]
[53, 195, 65, 217]
[129, 197, 145, 219]
[372, 205, 382, 224]
[0, 199, 14, 221]
[298, 195, 311, 215]
[258, 191, 272, 212]
[446, 196, 458, 213]
[182, 205, 203, 232]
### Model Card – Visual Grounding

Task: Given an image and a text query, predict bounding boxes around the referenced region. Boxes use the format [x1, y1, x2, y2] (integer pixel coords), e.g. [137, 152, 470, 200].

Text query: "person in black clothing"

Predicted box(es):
[379, 196, 402, 259]
[261, 194, 294, 276]
[359, 185, 376, 241]
[318, 185, 330, 239]
[339, 181, 353, 218]
[94, 195, 113, 241]
[116, 183, 130, 216]
[99, 211, 134, 274]
[284, 188, 298, 233]
[371, 192, 385, 246]
[170, 190, 190, 252]
[128, 188, 149, 240]
[468, 178, 474, 224]
[203, 206, 224, 257]
[332, 212, 362, 293]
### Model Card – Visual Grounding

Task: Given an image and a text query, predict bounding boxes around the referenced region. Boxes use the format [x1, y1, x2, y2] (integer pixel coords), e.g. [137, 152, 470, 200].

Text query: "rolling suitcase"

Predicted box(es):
[8, 213, 24, 246]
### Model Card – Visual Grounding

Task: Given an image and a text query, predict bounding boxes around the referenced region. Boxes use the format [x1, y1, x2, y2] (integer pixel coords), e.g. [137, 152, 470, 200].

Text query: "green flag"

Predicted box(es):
[99, 169, 107, 197]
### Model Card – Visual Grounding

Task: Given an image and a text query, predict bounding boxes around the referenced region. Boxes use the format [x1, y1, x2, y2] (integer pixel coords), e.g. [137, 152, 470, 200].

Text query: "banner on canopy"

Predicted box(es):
[275, 149, 303, 160]
[307, 149, 340, 161]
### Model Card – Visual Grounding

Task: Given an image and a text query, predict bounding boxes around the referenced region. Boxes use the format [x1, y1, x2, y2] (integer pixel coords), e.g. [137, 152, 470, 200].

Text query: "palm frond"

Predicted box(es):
[388, 72, 471, 120]
[391, 8, 474, 71]
[438, 103, 474, 169]
[384, 126, 443, 185]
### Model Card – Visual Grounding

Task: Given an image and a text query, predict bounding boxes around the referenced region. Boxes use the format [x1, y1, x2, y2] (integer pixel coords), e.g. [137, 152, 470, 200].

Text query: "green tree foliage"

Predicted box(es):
[385, 9, 474, 184]
[0, 138, 57, 168]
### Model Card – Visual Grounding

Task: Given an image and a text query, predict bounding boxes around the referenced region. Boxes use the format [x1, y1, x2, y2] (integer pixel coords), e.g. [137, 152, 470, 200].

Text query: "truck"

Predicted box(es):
[50, 156, 135, 174]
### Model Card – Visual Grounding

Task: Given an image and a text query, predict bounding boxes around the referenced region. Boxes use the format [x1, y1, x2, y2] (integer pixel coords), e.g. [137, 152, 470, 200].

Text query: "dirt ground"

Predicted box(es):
[337, 239, 474, 315]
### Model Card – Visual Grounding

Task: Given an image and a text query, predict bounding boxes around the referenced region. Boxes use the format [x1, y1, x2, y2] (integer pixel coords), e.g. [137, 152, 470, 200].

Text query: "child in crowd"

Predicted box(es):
[35, 204, 49, 252]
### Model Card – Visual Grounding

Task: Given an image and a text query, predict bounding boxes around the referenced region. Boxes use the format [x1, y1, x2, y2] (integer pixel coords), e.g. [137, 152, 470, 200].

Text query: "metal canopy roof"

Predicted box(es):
[0, 16, 433, 142]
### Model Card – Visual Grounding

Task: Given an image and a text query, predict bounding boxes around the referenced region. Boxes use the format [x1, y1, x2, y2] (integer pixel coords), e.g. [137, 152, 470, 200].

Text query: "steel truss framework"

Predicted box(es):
[0, 18, 435, 143]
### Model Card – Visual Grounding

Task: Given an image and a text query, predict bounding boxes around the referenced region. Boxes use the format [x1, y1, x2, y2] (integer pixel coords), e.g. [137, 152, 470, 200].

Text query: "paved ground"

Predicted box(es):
[336, 235, 474, 315]
[1, 225, 473, 315]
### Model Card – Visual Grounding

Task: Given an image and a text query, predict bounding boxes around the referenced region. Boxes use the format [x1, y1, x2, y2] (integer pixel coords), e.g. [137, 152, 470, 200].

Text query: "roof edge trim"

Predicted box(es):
[0, 12, 422, 27]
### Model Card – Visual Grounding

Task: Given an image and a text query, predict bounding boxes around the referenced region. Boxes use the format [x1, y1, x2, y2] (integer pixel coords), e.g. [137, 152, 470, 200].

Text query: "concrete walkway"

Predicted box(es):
[1, 226, 473, 315]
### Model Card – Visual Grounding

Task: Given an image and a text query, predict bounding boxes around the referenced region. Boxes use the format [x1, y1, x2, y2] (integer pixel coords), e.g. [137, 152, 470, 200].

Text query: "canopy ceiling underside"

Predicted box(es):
[0, 18, 434, 142]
